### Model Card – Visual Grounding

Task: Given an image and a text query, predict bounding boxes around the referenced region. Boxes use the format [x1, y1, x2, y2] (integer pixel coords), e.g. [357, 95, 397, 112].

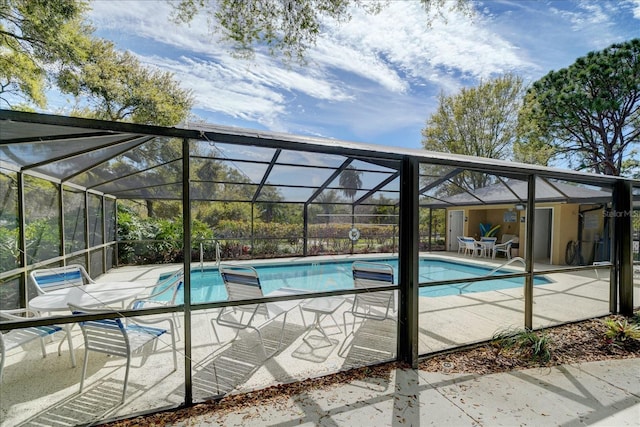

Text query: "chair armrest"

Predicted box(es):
[0, 308, 40, 321]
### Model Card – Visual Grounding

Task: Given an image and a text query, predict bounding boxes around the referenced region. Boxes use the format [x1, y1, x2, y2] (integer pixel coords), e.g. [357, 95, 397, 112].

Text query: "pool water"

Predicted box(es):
[155, 258, 550, 304]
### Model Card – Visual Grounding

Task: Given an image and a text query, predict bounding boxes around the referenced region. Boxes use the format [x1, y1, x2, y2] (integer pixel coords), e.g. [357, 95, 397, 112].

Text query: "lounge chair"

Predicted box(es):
[69, 303, 177, 402]
[212, 265, 297, 359]
[0, 308, 76, 383]
[338, 261, 396, 357]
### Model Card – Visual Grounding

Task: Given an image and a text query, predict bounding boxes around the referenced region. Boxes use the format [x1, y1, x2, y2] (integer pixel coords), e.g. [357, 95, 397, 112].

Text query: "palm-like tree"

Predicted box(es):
[339, 167, 363, 202]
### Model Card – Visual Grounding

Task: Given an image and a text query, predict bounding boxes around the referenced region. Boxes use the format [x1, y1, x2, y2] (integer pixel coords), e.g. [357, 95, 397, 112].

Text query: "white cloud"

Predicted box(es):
[631, 0, 640, 18]
[84, 0, 639, 144]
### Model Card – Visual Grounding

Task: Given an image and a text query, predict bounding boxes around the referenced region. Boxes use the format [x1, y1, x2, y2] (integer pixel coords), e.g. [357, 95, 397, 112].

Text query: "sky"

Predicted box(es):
[66, 0, 640, 151]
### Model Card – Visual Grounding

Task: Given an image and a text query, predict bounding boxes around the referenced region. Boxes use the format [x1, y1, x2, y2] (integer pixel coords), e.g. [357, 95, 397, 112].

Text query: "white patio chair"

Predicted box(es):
[479, 236, 498, 258]
[212, 265, 294, 359]
[338, 261, 396, 357]
[493, 239, 514, 259]
[69, 304, 177, 402]
[460, 237, 479, 257]
[128, 269, 190, 341]
[30, 264, 95, 295]
[0, 308, 76, 383]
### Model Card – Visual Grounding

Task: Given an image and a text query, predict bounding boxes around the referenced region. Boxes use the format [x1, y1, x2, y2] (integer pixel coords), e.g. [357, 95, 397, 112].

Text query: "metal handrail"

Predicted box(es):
[458, 257, 525, 294]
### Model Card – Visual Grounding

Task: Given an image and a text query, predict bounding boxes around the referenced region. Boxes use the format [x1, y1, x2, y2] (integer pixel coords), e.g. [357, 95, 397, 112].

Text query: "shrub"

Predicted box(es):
[492, 327, 552, 363]
[602, 318, 640, 346]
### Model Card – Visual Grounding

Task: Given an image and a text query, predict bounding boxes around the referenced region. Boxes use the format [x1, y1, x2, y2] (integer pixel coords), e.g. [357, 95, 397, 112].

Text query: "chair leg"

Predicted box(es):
[39, 337, 47, 358]
[79, 349, 90, 394]
[121, 356, 131, 403]
[60, 325, 76, 367]
[0, 351, 5, 384]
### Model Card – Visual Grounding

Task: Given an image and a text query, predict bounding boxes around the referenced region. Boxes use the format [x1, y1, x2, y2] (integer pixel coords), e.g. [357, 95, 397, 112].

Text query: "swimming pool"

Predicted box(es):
[154, 258, 551, 304]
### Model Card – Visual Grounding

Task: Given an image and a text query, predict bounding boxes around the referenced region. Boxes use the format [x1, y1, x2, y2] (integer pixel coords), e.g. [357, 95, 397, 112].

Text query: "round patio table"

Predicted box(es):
[29, 281, 148, 313]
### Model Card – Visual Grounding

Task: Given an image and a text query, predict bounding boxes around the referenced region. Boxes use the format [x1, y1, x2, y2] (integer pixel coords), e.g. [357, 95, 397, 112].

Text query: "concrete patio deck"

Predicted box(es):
[1, 253, 638, 425]
[170, 358, 640, 426]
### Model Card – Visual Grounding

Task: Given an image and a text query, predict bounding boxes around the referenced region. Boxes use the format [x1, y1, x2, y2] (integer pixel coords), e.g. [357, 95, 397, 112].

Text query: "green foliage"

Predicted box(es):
[339, 166, 363, 202]
[0, 226, 20, 273]
[602, 318, 640, 345]
[0, 0, 92, 108]
[117, 204, 215, 264]
[421, 74, 526, 190]
[492, 327, 552, 363]
[171, 0, 472, 62]
[522, 38, 640, 177]
[58, 39, 193, 126]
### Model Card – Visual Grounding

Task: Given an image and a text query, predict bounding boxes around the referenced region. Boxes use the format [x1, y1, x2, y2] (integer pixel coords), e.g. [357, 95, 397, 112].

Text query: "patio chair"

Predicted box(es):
[128, 269, 192, 342]
[30, 264, 95, 295]
[68, 303, 177, 403]
[479, 236, 498, 258]
[460, 237, 479, 257]
[212, 265, 295, 359]
[456, 236, 466, 254]
[493, 239, 514, 259]
[0, 308, 76, 383]
[338, 261, 396, 357]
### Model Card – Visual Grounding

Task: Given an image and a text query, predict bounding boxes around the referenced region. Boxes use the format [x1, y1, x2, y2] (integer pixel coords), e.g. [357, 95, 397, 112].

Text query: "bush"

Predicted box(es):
[602, 318, 640, 347]
[492, 328, 552, 363]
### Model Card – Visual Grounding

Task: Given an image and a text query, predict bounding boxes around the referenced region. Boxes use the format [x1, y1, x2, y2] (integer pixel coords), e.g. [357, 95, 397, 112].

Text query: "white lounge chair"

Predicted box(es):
[338, 261, 396, 357]
[0, 308, 76, 383]
[212, 265, 296, 359]
[69, 304, 177, 402]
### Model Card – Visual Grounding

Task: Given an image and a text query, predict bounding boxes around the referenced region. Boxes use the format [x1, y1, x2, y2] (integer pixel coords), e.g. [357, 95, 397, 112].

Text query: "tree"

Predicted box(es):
[171, 0, 472, 62]
[521, 38, 640, 177]
[339, 166, 362, 202]
[57, 39, 193, 126]
[0, 0, 92, 108]
[421, 73, 526, 190]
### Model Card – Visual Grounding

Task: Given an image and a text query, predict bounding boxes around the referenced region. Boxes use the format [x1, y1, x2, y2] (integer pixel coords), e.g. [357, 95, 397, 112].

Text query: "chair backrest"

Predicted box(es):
[219, 265, 264, 300]
[352, 261, 395, 308]
[134, 270, 184, 308]
[30, 265, 94, 295]
[501, 234, 515, 244]
[69, 304, 129, 358]
[496, 239, 514, 252]
[219, 265, 268, 317]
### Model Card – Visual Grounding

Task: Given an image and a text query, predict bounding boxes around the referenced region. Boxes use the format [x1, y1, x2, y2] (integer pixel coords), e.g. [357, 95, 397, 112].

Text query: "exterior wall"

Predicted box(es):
[555, 203, 580, 265]
[447, 203, 584, 265]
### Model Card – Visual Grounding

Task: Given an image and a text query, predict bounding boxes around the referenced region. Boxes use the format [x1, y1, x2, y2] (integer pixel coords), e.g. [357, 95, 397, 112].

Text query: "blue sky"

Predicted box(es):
[66, 1, 640, 150]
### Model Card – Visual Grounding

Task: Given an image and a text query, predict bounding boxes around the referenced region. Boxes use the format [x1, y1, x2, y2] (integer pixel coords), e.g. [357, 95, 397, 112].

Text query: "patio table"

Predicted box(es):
[29, 281, 148, 313]
[300, 296, 345, 349]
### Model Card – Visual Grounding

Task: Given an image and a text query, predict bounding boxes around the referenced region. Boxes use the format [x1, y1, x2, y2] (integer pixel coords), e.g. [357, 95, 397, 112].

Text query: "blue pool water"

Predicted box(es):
[156, 258, 551, 304]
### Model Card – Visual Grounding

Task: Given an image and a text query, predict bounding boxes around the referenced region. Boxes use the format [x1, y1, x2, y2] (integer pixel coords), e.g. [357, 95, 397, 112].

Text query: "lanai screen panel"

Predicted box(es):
[0, 168, 19, 273]
[63, 186, 86, 254]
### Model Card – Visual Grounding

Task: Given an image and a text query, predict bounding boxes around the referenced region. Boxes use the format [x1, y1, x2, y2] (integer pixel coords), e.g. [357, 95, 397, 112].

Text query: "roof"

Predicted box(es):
[1, 110, 635, 208]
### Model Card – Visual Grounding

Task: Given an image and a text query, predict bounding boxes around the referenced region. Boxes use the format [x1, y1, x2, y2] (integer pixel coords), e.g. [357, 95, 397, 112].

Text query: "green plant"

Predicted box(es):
[492, 327, 552, 363]
[602, 318, 640, 345]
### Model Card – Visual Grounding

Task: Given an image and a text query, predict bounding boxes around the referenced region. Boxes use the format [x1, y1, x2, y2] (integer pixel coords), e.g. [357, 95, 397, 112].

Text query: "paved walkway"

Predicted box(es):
[172, 358, 640, 426]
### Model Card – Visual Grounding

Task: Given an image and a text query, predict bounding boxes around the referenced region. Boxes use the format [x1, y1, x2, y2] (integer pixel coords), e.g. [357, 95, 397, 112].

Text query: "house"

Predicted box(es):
[436, 178, 613, 265]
